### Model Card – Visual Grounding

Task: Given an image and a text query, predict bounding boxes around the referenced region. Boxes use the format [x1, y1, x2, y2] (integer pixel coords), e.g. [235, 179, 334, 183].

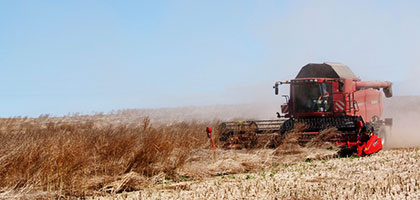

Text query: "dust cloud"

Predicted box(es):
[383, 96, 420, 148]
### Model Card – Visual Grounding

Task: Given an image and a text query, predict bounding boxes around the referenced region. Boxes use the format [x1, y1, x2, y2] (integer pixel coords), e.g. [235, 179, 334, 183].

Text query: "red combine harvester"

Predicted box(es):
[218, 62, 393, 156]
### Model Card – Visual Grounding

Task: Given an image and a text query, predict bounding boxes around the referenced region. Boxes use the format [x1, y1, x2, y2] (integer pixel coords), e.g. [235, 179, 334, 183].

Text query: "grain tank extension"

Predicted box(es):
[219, 62, 393, 156]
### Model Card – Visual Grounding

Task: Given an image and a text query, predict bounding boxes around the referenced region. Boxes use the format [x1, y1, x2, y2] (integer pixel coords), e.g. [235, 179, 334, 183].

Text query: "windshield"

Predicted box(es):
[292, 83, 332, 113]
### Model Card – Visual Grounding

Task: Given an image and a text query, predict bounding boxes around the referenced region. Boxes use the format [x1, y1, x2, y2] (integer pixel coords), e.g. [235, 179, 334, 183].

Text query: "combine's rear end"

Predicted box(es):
[218, 62, 393, 156]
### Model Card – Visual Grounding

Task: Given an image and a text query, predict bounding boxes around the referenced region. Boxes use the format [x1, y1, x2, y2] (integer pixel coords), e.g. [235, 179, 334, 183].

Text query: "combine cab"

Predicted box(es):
[219, 62, 393, 156]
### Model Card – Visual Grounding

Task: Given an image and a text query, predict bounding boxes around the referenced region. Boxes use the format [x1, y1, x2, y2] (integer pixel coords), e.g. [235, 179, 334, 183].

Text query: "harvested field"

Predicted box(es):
[0, 96, 419, 199]
[2, 147, 420, 199]
[115, 148, 419, 200]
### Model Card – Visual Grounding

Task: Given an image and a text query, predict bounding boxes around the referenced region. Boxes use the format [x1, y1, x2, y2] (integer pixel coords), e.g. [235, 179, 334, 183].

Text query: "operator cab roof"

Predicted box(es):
[296, 62, 358, 79]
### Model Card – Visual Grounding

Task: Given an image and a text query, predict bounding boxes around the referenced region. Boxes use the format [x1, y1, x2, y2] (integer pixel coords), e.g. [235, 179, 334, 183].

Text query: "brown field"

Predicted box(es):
[0, 96, 419, 199]
[113, 148, 420, 200]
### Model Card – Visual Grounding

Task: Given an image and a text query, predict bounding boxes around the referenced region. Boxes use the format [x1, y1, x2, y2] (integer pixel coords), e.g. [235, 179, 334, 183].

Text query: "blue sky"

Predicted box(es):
[1, 0, 419, 117]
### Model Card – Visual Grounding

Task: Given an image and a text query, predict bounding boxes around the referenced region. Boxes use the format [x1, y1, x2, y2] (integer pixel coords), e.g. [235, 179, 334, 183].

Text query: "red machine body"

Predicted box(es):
[283, 79, 390, 120]
[280, 63, 392, 121]
[219, 62, 392, 156]
[275, 62, 393, 155]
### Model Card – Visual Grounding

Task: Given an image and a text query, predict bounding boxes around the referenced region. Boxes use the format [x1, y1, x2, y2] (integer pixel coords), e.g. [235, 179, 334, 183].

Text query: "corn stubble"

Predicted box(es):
[130, 148, 420, 200]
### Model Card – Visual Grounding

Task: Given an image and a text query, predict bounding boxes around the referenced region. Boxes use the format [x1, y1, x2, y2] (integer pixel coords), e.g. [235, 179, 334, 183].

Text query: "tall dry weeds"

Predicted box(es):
[305, 127, 339, 148]
[273, 123, 308, 155]
[0, 117, 211, 196]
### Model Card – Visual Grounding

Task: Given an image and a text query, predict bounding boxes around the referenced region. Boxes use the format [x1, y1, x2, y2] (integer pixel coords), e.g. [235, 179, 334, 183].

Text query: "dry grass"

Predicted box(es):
[0, 117, 211, 197]
[273, 123, 307, 155]
[306, 127, 339, 148]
